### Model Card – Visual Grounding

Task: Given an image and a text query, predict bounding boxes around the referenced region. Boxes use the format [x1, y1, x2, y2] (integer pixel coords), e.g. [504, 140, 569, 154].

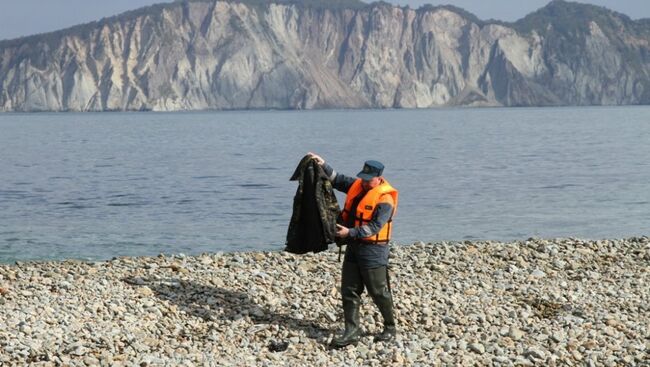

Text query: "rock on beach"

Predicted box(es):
[0, 237, 648, 366]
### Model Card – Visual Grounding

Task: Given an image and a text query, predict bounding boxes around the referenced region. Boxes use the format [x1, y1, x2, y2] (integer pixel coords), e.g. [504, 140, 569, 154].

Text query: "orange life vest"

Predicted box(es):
[341, 178, 398, 244]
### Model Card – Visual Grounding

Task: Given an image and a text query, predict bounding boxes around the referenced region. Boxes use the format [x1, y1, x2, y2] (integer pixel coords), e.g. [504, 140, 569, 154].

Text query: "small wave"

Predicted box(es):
[228, 184, 273, 189]
[107, 194, 132, 198]
[222, 197, 258, 201]
[192, 175, 224, 180]
[70, 205, 92, 209]
[540, 184, 581, 190]
[76, 197, 99, 201]
[107, 202, 148, 207]
[176, 199, 196, 205]
[0, 190, 29, 199]
[224, 212, 272, 216]
[506, 232, 529, 238]
[56, 202, 93, 209]
[105, 177, 148, 182]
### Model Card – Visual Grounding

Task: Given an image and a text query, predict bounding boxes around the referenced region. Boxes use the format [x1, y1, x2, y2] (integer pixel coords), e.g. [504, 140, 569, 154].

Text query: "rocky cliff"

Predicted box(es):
[1, 0, 649, 111]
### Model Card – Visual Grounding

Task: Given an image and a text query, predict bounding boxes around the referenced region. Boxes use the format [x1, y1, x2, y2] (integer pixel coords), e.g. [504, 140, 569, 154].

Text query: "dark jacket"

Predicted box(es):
[285, 155, 341, 254]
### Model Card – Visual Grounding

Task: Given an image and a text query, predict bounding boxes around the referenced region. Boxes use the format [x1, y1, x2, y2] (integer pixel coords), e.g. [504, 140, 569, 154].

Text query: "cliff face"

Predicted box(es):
[1, 0, 649, 111]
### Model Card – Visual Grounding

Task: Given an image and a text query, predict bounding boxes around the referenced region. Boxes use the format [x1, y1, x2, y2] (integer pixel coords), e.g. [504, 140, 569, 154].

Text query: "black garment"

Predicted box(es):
[285, 155, 341, 254]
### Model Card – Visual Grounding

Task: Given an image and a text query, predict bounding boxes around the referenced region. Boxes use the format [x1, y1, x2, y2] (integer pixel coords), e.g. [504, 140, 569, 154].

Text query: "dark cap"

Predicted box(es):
[357, 160, 384, 180]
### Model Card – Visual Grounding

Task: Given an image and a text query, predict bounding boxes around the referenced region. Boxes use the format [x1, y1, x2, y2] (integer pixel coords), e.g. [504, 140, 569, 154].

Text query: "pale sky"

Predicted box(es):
[1, 0, 649, 41]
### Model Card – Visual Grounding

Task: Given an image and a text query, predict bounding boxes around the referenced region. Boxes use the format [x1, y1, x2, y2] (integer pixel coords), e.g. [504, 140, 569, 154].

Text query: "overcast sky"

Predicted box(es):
[1, 0, 649, 41]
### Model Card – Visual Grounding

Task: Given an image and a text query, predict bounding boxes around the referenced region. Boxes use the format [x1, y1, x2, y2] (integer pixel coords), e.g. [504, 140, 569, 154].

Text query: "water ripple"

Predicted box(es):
[192, 175, 225, 180]
[222, 197, 258, 201]
[107, 202, 149, 207]
[540, 184, 581, 190]
[228, 184, 274, 189]
[0, 190, 29, 199]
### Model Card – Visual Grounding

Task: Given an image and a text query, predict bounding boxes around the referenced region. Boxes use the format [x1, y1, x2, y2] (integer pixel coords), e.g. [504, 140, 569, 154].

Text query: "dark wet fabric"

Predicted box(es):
[285, 155, 341, 254]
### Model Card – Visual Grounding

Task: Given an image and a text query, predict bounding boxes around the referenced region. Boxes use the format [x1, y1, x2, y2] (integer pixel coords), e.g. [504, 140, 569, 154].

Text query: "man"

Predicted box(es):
[308, 152, 398, 348]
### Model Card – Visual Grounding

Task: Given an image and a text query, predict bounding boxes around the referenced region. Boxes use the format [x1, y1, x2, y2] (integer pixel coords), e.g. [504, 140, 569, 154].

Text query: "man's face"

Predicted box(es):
[361, 176, 381, 191]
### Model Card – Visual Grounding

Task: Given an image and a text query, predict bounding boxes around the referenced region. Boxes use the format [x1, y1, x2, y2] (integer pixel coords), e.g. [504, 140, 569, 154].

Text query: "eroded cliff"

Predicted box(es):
[1, 0, 649, 111]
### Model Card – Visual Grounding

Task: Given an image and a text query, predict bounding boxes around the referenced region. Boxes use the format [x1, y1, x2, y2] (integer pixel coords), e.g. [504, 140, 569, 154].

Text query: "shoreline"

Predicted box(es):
[1, 237, 648, 366]
[2, 235, 647, 266]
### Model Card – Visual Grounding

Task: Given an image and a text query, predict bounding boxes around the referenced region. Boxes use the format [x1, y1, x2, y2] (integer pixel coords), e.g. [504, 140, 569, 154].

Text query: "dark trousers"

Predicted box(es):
[340, 259, 394, 328]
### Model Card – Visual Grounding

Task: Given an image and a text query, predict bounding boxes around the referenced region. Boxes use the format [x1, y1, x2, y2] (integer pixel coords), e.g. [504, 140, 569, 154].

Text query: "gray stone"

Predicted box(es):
[469, 343, 485, 354]
[458, 340, 468, 350]
[551, 331, 566, 343]
[526, 347, 547, 360]
[509, 327, 525, 341]
[530, 269, 546, 278]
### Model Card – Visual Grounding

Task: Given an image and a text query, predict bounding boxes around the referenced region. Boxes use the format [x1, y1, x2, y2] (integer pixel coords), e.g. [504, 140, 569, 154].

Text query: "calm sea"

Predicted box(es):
[1, 107, 649, 263]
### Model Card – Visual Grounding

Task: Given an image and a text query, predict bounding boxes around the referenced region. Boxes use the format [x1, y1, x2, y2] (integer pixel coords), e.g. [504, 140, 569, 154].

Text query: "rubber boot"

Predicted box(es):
[330, 261, 363, 348]
[362, 266, 396, 343]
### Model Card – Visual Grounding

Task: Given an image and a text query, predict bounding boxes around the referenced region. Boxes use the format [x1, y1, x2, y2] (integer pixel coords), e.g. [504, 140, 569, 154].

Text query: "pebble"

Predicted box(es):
[551, 331, 566, 343]
[530, 269, 546, 278]
[526, 347, 547, 360]
[469, 343, 485, 354]
[509, 326, 525, 341]
[0, 237, 647, 366]
[136, 287, 154, 297]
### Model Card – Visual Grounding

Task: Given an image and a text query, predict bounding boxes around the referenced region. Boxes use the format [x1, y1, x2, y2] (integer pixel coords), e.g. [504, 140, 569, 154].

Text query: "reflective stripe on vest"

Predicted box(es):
[341, 178, 399, 244]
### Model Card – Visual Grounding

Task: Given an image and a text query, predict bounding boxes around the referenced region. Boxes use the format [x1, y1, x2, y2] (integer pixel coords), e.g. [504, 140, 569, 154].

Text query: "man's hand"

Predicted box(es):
[307, 152, 325, 165]
[336, 224, 350, 238]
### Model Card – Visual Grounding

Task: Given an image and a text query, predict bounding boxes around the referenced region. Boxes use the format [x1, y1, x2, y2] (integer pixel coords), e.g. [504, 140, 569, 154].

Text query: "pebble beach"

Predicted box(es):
[1, 237, 649, 366]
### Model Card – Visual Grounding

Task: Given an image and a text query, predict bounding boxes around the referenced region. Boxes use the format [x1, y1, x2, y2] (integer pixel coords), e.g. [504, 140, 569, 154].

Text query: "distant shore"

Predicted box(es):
[1, 237, 648, 366]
